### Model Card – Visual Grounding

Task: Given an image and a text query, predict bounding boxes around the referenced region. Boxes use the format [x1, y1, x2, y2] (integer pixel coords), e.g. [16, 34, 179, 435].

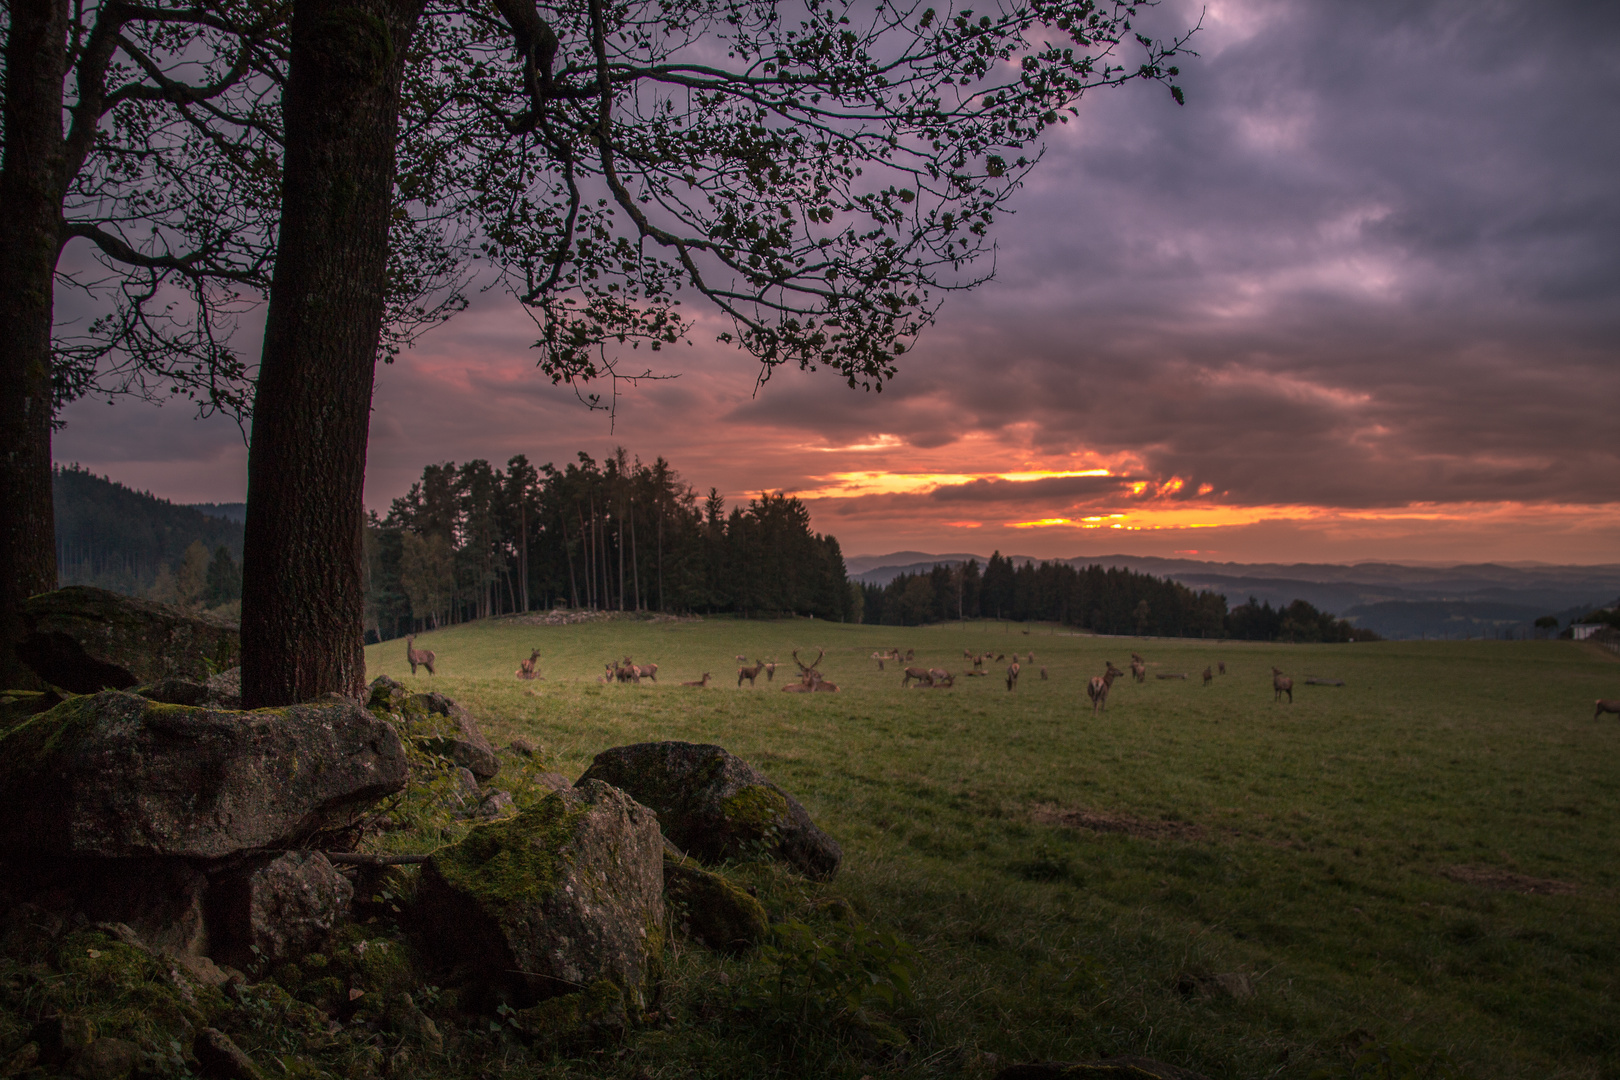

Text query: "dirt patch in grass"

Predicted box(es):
[1440, 864, 1579, 895]
[1032, 803, 1204, 841]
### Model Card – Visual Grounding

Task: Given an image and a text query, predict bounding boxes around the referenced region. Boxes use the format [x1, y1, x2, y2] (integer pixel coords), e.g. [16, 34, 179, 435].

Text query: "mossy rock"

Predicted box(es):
[513, 978, 627, 1047]
[663, 853, 768, 954]
[0, 690, 407, 858]
[366, 676, 498, 780]
[17, 586, 239, 694]
[415, 780, 664, 1011]
[579, 741, 842, 880]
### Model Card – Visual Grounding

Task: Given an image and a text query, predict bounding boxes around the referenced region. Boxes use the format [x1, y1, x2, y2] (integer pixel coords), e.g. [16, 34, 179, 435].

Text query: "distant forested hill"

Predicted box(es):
[54, 466, 243, 595]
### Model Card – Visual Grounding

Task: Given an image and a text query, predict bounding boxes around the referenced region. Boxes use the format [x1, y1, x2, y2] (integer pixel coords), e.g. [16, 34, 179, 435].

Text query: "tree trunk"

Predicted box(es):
[0, 0, 68, 690]
[239, 0, 426, 708]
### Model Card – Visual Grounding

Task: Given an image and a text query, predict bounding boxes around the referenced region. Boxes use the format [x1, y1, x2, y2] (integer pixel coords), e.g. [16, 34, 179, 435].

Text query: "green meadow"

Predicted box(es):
[366, 617, 1620, 1080]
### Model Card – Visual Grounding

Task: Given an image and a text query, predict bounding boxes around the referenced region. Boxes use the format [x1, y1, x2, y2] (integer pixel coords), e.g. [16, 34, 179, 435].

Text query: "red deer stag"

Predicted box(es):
[681, 673, 712, 687]
[1594, 699, 1620, 720]
[406, 635, 436, 676]
[738, 660, 766, 687]
[1272, 666, 1293, 703]
[783, 649, 837, 692]
[516, 649, 542, 679]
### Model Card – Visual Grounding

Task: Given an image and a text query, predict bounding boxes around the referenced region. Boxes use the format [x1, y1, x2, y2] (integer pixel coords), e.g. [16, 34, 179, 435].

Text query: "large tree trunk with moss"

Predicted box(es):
[240, 0, 426, 708]
[0, 0, 68, 691]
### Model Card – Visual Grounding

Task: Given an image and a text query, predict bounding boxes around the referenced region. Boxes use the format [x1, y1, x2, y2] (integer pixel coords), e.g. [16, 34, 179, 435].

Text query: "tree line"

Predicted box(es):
[364, 450, 852, 640]
[858, 556, 1381, 641]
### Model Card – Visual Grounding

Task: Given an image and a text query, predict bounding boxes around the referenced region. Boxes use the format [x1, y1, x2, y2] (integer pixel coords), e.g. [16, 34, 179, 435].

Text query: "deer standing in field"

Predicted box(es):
[901, 666, 933, 688]
[516, 649, 542, 679]
[738, 660, 766, 687]
[1202, 666, 1213, 686]
[764, 662, 776, 681]
[929, 670, 956, 689]
[1026, 652, 1035, 664]
[1040, 666, 1048, 680]
[681, 673, 712, 687]
[406, 635, 436, 676]
[1087, 662, 1124, 714]
[634, 662, 658, 682]
[1218, 661, 1226, 676]
[1006, 660, 1021, 691]
[1594, 699, 1620, 720]
[1272, 666, 1293, 703]
[1131, 658, 1146, 684]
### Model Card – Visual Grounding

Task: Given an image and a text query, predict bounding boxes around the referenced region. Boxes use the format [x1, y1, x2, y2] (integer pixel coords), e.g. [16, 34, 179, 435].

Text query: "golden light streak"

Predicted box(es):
[791, 468, 1116, 500]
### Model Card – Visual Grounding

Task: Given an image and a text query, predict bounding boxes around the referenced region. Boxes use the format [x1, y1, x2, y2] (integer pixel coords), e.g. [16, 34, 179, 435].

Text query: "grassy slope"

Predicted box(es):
[367, 618, 1620, 1079]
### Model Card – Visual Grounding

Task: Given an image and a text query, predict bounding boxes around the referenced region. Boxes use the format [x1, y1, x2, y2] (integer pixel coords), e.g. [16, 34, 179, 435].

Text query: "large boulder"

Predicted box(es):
[16, 586, 240, 693]
[415, 779, 664, 1009]
[208, 851, 354, 971]
[0, 690, 408, 859]
[578, 741, 842, 881]
[367, 677, 499, 780]
[663, 852, 768, 954]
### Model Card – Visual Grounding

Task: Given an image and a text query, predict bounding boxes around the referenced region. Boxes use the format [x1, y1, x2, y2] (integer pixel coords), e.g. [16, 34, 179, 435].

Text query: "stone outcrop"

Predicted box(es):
[0, 690, 408, 859]
[208, 851, 354, 970]
[366, 677, 499, 780]
[16, 586, 240, 693]
[663, 852, 768, 954]
[415, 780, 664, 1008]
[578, 741, 842, 880]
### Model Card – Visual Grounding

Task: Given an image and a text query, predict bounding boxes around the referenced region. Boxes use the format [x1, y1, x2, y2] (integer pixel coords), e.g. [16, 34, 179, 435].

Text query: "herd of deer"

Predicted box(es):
[407, 635, 1620, 723]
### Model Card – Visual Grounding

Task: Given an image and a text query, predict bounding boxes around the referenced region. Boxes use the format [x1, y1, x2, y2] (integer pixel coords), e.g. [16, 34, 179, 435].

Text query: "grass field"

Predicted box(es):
[365, 616, 1620, 1080]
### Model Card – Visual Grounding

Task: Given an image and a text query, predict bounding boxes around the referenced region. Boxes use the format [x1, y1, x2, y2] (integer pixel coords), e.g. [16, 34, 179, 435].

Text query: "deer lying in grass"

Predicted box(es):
[1202, 666, 1213, 686]
[681, 673, 712, 687]
[406, 635, 436, 676]
[1595, 699, 1620, 721]
[1087, 662, 1124, 714]
[738, 660, 766, 687]
[782, 648, 838, 692]
[516, 649, 542, 680]
[1272, 666, 1293, 703]
[1006, 660, 1021, 691]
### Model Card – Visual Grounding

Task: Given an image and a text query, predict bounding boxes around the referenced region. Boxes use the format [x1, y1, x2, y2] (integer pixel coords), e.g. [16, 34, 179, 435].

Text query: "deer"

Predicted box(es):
[972, 653, 985, 670]
[1040, 666, 1048, 680]
[681, 673, 712, 687]
[784, 648, 833, 692]
[928, 670, 956, 689]
[1218, 661, 1226, 676]
[1594, 699, 1620, 720]
[735, 654, 749, 663]
[901, 666, 934, 688]
[963, 648, 975, 661]
[995, 653, 1005, 663]
[1087, 661, 1124, 714]
[1272, 666, 1293, 703]
[634, 662, 658, 682]
[904, 648, 915, 661]
[516, 649, 542, 680]
[1202, 666, 1213, 686]
[1006, 660, 1021, 691]
[406, 635, 436, 676]
[738, 660, 766, 687]
[1130, 658, 1146, 684]
[1026, 652, 1035, 664]
[764, 662, 776, 681]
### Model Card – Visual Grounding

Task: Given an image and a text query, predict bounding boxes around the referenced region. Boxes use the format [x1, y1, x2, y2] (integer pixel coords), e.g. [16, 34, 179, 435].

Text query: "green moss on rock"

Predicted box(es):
[431, 795, 585, 911]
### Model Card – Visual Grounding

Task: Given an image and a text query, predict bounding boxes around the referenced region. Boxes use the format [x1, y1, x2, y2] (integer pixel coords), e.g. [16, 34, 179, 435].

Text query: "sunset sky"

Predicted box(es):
[53, 0, 1620, 565]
